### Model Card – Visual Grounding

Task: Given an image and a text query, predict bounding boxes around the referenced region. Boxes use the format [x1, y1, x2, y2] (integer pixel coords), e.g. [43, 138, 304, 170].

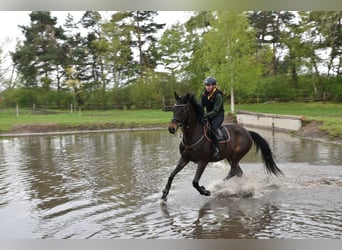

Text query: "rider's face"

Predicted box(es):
[205, 84, 214, 92]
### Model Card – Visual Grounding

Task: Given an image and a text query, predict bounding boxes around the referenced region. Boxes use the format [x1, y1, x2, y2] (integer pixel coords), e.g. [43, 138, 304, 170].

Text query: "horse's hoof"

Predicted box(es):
[160, 199, 167, 206]
[200, 186, 211, 196]
[224, 175, 233, 181]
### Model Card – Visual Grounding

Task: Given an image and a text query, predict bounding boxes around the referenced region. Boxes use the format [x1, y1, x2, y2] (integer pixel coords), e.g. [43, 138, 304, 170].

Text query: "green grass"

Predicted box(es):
[1, 102, 341, 139]
[0, 108, 173, 133]
[235, 102, 342, 138]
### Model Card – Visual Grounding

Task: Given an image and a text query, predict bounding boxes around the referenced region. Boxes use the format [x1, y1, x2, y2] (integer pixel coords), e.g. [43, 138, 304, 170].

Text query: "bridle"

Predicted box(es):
[171, 103, 190, 129]
[170, 102, 208, 151]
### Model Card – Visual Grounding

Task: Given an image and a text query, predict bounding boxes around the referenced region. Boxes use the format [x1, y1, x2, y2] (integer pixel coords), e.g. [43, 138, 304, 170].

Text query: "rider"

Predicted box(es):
[200, 76, 225, 159]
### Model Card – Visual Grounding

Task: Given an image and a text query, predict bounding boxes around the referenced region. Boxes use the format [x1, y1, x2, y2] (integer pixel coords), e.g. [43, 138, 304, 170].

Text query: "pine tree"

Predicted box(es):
[11, 11, 67, 89]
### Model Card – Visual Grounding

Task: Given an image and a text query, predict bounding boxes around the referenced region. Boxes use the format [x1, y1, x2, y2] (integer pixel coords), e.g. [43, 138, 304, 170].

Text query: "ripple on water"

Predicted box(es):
[0, 131, 342, 239]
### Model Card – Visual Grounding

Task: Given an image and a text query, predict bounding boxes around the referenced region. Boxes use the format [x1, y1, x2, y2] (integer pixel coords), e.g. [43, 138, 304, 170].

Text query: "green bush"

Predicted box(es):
[326, 76, 342, 102]
[2, 88, 73, 109]
[3, 88, 38, 107]
[1, 74, 339, 110]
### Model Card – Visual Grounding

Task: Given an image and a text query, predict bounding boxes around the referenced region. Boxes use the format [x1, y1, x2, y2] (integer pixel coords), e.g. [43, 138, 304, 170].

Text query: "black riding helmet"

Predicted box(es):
[204, 76, 217, 85]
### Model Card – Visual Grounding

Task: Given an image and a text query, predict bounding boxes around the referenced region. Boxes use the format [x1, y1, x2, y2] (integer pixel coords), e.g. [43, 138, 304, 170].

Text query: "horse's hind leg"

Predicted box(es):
[225, 160, 243, 180]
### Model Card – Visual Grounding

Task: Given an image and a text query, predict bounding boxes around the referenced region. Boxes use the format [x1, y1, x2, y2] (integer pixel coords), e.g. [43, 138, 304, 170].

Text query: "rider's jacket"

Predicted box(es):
[201, 88, 224, 120]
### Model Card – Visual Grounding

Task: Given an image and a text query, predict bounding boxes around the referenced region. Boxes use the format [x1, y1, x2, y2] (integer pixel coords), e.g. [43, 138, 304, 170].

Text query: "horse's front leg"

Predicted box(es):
[193, 161, 210, 196]
[161, 157, 189, 201]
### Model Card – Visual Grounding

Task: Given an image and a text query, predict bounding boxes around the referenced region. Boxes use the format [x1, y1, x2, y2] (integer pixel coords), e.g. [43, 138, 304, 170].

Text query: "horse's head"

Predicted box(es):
[168, 92, 193, 134]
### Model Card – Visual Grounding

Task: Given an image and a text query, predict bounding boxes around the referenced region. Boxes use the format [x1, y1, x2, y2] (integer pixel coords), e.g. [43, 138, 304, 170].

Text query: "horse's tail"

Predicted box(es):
[249, 131, 284, 177]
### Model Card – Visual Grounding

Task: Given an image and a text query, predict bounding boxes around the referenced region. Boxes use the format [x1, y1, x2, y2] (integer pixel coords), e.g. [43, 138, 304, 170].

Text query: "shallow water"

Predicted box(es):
[0, 128, 341, 239]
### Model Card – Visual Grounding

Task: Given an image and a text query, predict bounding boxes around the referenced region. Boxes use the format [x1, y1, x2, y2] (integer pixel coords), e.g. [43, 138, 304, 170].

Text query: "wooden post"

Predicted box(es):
[230, 86, 235, 113]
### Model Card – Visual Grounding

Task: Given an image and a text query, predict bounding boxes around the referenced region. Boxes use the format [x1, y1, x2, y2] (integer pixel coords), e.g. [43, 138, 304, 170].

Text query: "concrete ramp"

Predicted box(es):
[237, 110, 303, 131]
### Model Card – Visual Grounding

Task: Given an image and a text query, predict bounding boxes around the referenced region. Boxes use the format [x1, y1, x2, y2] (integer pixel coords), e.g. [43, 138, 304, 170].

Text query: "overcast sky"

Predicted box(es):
[0, 11, 192, 53]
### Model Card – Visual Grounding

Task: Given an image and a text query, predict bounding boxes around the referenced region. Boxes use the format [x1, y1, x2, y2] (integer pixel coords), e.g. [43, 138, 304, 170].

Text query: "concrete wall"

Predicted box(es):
[236, 110, 303, 131]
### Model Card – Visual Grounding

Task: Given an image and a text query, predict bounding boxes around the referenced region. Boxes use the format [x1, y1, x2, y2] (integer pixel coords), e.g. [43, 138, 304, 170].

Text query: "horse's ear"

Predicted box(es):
[174, 92, 180, 101]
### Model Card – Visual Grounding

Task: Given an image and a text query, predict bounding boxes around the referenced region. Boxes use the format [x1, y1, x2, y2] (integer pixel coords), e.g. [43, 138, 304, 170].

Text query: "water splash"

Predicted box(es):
[208, 177, 255, 199]
[207, 172, 282, 200]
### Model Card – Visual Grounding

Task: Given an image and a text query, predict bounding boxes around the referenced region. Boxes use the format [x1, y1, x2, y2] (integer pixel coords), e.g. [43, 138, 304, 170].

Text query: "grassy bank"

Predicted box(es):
[235, 102, 342, 138]
[1, 102, 341, 139]
[0, 108, 172, 133]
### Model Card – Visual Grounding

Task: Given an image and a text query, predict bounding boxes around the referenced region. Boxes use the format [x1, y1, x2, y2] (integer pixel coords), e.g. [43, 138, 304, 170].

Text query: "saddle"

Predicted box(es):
[209, 125, 230, 142]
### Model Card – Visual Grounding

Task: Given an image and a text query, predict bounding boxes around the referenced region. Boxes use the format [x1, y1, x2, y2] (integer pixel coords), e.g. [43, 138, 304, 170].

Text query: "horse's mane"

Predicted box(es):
[185, 93, 205, 122]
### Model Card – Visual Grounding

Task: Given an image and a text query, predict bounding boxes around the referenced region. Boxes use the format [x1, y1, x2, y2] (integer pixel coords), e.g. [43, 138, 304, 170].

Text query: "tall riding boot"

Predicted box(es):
[211, 130, 220, 159]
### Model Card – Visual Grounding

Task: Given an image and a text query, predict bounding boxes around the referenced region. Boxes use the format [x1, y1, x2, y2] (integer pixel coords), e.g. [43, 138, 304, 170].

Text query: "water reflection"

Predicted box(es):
[161, 197, 280, 238]
[242, 128, 342, 165]
[0, 129, 341, 239]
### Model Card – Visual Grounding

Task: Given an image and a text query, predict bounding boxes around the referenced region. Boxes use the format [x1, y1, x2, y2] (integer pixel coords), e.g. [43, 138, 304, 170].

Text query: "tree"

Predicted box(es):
[62, 13, 88, 92]
[183, 11, 215, 87]
[65, 65, 84, 108]
[11, 11, 67, 89]
[79, 11, 105, 90]
[158, 22, 189, 76]
[281, 18, 307, 89]
[101, 12, 136, 88]
[89, 11, 166, 86]
[200, 11, 261, 112]
[248, 11, 296, 76]
[130, 11, 166, 75]
[0, 40, 19, 90]
[302, 11, 341, 77]
[299, 11, 342, 99]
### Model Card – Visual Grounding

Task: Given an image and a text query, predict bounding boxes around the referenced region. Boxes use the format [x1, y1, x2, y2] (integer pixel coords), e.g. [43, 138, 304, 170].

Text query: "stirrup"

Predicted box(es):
[212, 147, 220, 158]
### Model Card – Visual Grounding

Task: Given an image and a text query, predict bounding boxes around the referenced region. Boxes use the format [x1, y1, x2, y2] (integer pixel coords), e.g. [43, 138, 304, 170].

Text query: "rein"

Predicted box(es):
[181, 133, 205, 150]
[180, 120, 210, 151]
[179, 119, 230, 151]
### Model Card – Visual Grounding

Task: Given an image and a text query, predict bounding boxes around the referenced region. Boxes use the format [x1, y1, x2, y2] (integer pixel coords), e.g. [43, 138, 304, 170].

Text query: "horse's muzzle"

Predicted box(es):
[168, 120, 178, 134]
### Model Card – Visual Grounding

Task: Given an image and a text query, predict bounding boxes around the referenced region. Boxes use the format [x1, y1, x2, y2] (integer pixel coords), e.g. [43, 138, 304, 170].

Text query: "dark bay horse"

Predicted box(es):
[161, 92, 284, 201]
